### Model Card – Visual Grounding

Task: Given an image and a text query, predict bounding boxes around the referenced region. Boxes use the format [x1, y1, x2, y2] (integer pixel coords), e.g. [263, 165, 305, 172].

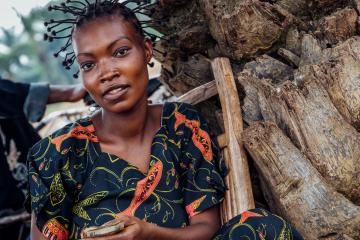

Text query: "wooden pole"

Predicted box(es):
[211, 57, 255, 218]
[176, 80, 217, 105]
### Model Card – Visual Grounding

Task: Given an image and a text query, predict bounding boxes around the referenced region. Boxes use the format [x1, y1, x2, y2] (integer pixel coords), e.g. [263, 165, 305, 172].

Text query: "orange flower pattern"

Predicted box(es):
[174, 112, 213, 161]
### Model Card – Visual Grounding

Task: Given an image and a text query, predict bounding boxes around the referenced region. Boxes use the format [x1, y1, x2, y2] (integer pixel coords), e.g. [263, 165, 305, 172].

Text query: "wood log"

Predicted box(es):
[277, 48, 300, 67]
[355, 0, 360, 13]
[274, 0, 308, 16]
[237, 71, 264, 124]
[307, 0, 351, 17]
[199, 0, 294, 60]
[285, 27, 302, 56]
[295, 37, 360, 130]
[322, 35, 360, 61]
[160, 54, 213, 95]
[176, 80, 217, 105]
[243, 55, 294, 83]
[255, 77, 360, 202]
[242, 121, 360, 239]
[299, 34, 322, 67]
[314, 7, 358, 47]
[211, 58, 255, 217]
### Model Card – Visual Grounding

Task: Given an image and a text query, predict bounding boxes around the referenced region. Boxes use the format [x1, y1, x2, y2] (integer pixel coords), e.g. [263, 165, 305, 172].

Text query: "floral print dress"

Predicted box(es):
[27, 102, 302, 240]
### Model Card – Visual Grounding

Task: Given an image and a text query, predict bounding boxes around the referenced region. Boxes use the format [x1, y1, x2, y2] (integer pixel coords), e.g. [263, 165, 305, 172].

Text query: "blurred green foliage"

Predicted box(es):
[0, 1, 77, 84]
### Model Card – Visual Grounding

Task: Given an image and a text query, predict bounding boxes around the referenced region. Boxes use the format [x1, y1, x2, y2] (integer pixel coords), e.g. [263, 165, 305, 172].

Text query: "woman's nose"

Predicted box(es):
[98, 60, 120, 83]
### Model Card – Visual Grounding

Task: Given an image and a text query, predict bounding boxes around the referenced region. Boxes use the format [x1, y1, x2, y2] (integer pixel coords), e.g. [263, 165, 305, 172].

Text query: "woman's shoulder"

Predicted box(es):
[164, 101, 202, 120]
[163, 102, 208, 138]
[29, 117, 97, 160]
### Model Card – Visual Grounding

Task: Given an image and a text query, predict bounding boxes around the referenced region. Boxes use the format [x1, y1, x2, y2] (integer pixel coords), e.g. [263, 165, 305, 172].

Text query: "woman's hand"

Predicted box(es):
[82, 216, 155, 240]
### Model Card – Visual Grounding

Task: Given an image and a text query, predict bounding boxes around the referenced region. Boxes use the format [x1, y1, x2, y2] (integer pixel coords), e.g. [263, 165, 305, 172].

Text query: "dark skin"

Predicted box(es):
[48, 84, 86, 104]
[31, 14, 221, 240]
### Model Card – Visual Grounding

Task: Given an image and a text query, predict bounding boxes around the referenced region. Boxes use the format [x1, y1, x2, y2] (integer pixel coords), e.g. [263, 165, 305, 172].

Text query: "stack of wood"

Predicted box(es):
[151, 0, 360, 238]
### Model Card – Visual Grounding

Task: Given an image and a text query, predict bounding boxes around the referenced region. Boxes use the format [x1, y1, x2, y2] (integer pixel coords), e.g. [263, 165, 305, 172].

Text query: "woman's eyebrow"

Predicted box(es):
[76, 36, 131, 58]
[107, 36, 131, 50]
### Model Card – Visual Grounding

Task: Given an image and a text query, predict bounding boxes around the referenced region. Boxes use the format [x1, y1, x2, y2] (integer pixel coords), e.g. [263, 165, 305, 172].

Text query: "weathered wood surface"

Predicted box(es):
[199, 0, 294, 60]
[237, 72, 264, 124]
[152, 0, 360, 236]
[253, 77, 360, 202]
[299, 34, 322, 67]
[274, 0, 308, 16]
[176, 80, 217, 105]
[243, 121, 360, 239]
[243, 55, 294, 83]
[160, 54, 213, 95]
[314, 7, 358, 47]
[296, 38, 360, 130]
[211, 58, 255, 220]
[277, 48, 300, 67]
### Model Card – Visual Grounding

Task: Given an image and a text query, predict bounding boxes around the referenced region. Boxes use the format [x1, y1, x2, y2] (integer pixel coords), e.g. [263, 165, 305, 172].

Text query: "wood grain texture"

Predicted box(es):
[176, 80, 217, 105]
[211, 58, 255, 218]
[256, 77, 360, 202]
[243, 122, 360, 239]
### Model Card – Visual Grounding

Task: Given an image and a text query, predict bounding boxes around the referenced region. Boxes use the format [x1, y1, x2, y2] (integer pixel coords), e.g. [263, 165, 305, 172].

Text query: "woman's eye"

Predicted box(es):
[80, 62, 94, 72]
[114, 48, 129, 57]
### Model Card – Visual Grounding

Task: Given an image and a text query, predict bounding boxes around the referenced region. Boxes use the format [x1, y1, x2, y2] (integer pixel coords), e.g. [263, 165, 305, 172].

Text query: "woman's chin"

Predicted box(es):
[101, 99, 144, 114]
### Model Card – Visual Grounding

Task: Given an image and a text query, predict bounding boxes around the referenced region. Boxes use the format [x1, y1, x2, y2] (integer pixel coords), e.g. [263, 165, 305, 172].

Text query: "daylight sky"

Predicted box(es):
[0, 0, 50, 33]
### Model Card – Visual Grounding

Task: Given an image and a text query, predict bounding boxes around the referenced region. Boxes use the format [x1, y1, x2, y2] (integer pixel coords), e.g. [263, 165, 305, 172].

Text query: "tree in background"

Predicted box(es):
[0, 2, 76, 84]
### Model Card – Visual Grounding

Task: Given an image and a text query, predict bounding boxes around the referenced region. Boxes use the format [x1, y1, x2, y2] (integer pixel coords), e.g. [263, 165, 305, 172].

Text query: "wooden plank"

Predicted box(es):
[176, 80, 217, 105]
[211, 57, 255, 216]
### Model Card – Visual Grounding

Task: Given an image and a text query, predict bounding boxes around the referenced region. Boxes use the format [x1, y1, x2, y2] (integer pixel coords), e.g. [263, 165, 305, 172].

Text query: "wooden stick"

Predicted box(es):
[211, 58, 255, 217]
[176, 80, 217, 105]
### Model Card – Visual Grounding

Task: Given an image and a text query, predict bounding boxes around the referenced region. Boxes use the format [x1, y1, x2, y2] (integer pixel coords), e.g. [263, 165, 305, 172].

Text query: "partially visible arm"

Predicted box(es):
[84, 206, 221, 240]
[31, 212, 46, 240]
[24, 83, 86, 122]
[149, 206, 221, 240]
[47, 84, 86, 103]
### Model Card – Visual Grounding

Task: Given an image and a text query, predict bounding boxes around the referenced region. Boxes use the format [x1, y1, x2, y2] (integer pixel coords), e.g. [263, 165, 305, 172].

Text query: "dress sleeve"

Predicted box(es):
[175, 103, 228, 218]
[23, 82, 50, 122]
[27, 138, 72, 240]
[0, 79, 30, 118]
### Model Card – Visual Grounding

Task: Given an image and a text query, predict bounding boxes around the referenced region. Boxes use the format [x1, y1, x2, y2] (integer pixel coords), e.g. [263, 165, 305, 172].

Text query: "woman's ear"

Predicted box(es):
[144, 37, 153, 63]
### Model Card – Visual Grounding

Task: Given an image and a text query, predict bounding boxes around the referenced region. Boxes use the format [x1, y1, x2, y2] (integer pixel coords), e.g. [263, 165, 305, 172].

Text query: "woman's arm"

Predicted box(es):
[149, 206, 221, 240]
[31, 212, 47, 240]
[47, 84, 87, 103]
[84, 206, 221, 240]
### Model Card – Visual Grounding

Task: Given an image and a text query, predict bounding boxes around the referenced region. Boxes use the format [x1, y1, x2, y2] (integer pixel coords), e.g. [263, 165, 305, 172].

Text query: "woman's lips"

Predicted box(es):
[103, 86, 129, 101]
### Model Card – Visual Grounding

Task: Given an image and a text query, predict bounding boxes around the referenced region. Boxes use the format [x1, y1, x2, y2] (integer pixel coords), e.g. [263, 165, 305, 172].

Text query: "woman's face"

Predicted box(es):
[72, 15, 153, 113]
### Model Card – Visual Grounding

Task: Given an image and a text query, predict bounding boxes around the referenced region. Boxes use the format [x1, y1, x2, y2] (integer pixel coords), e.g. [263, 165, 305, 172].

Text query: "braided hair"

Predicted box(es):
[44, 0, 167, 78]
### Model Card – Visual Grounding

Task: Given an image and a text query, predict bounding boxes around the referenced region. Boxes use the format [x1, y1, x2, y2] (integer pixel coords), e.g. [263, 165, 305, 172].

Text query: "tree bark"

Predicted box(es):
[243, 121, 360, 240]
[249, 76, 360, 202]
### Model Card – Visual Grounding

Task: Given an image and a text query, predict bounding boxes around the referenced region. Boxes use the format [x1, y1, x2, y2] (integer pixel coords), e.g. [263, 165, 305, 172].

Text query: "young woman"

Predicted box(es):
[27, 1, 303, 239]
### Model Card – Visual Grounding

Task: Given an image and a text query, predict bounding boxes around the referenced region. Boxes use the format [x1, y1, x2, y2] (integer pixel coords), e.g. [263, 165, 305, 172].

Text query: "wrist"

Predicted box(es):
[146, 222, 157, 240]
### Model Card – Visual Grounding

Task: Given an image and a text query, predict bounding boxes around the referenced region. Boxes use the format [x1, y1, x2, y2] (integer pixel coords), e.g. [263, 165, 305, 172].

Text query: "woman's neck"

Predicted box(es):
[94, 99, 152, 144]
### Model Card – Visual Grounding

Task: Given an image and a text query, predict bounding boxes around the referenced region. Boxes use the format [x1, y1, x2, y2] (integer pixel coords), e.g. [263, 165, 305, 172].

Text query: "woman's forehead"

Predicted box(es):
[72, 15, 141, 52]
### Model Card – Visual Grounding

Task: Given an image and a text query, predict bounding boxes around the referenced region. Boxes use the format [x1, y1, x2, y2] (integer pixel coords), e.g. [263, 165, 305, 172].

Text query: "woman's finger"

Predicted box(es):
[116, 215, 135, 227]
